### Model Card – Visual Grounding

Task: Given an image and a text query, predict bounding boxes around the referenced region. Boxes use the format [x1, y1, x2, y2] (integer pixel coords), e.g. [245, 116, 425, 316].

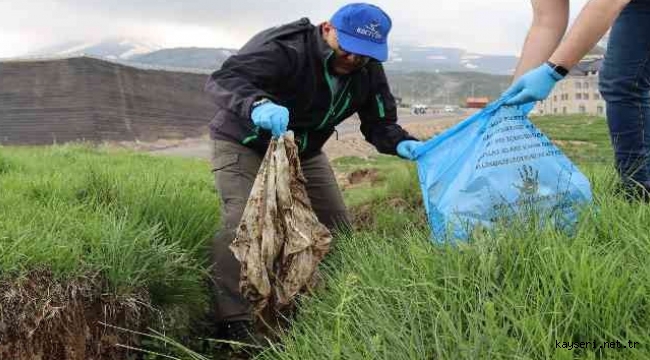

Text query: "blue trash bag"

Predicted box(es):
[412, 99, 593, 243]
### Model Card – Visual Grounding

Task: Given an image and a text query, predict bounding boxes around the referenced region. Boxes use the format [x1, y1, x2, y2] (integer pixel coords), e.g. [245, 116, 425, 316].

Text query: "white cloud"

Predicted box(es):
[132, 23, 244, 49]
[0, 0, 592, 58]
[0, 32, 32, 58]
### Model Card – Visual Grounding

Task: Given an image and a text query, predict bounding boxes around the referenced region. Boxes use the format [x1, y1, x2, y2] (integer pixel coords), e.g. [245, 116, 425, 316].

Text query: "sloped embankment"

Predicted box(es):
[0, 145, 220, 358]
[0, 271, 146, 359]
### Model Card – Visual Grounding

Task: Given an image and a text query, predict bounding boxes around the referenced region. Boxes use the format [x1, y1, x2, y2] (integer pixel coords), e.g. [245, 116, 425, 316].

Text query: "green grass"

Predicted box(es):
[531, 115, 613, 164]
[0, 143, 219, 312]
[331, 155, 427, 237]
[333, 155, 420, 207]
[260, 173, 650, 359]
[253, 115, 650, 360]
[2, 114, 646, 359]
[256, 167, 650, 360]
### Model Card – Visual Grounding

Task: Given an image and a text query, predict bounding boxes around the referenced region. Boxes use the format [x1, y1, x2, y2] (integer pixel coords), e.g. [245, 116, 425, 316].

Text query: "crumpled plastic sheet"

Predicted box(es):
[230, 131, 332, 316]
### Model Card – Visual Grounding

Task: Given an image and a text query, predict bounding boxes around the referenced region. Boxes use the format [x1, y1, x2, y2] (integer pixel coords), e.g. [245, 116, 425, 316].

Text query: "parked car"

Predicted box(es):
[411, 104, 428, 115]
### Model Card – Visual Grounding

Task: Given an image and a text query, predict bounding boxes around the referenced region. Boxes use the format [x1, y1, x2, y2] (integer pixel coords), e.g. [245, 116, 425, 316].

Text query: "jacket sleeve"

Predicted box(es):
[357, 62, 417, 155]
[204, 42, 295, 124]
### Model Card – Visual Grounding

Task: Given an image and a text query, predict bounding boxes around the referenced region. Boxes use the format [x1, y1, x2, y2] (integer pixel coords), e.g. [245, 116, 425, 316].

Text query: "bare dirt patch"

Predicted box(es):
[342, 168, 380, 189]
[322, 118, 460, 160]
[129, 115, 463, 161]
[105, 135, 211, 153]
[553, 140, 597, 148]
[349, 197, 418, 231]
[0, 271, 148, 360]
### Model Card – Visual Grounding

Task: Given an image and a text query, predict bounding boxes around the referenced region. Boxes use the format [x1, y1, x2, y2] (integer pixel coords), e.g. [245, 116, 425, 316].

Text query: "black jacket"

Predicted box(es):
[205, 17, 416, 158]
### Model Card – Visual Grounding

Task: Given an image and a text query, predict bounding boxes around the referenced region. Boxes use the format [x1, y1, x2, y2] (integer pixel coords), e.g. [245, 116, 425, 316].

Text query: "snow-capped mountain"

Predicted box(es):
[27, 38, 605, 76]
[29, 39, 518, 74]
[385, 46, 519, 75]
[29, 38, 162, 60]
[129, 47, 237, 70]
[128, 44, 519, 75]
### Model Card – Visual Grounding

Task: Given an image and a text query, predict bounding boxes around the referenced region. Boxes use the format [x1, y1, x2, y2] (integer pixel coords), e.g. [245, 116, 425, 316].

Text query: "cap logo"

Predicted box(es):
[355, 20, 383, 40]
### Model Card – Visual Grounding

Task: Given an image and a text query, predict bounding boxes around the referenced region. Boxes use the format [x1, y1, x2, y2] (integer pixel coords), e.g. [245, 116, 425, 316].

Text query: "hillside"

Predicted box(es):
[0, 56, 508, 148]
[0, 56, 213, 145]
[22, 40, 517, 108]
[27, 38, 162, 60]
[27, 38, 605, 77]
[387, 71, 511, 105]
[129, 45, 519, 75]
[130, 47, 236, 70]
[385, 46, 518, 74]
[127, 47, 513, 104]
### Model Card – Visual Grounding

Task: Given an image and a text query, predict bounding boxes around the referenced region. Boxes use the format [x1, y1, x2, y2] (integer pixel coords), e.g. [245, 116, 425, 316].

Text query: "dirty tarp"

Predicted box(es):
[229, 132, 332, 316]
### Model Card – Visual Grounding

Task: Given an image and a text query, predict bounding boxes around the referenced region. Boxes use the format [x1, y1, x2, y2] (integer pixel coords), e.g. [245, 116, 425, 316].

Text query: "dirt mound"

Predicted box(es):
[0, 271, 147, 360]
[347, 169, 380, 186]
[350, 197, 416, 231]
[335, 168, 380, 190]
[323, 119, 459, 160]
[138, 115, 464, 161]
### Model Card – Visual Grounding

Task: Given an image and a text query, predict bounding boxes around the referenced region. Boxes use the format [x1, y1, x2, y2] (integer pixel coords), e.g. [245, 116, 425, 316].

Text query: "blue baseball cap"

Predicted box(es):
[330, 3, 392, 62]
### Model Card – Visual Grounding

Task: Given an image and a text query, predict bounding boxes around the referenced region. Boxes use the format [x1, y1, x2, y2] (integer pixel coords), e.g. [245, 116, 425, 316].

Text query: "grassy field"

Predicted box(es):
[255, 165, 650, 360]
[2, 114, 648, 359]
[253, 115, 650, 360]
[533, 115, 613, 164]
[0, 144, 219, 345]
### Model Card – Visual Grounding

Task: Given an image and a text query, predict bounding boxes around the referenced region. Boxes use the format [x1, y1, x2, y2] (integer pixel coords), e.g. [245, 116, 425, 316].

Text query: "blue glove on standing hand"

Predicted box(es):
[396, 140, 424, 160]
[502, 63, 565, 106]
[251, 100, 289, 138]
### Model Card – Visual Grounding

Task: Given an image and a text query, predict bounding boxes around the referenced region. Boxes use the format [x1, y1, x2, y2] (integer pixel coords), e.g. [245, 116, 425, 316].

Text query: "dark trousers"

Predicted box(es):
[599, 0, 650, 192]
[210, 139, 351, 321]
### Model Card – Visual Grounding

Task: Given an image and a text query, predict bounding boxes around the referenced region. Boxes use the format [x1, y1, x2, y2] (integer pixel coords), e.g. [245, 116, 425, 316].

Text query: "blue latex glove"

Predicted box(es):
[520, 102, 536, 115]
[396, 140, 423, 160]
[502, 63, 565, 106]
[251, 101, 289, 138]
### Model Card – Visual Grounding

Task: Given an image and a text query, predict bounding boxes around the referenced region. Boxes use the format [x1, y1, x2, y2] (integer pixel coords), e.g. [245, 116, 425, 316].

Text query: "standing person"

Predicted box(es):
[501, 0, 650, 200]
[204, 3, 423, 342]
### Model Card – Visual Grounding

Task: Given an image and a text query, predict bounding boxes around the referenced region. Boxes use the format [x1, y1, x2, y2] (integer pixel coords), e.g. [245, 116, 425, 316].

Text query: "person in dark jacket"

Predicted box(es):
[205, 3, 423, 341]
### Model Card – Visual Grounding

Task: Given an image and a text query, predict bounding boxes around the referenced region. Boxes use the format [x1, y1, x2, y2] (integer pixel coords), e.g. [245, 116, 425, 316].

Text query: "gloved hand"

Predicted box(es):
[502, 63, 565, 106]
[396, 140, 423, 160]
[520, 102, 536, 115]
[251, 101, 289, 138]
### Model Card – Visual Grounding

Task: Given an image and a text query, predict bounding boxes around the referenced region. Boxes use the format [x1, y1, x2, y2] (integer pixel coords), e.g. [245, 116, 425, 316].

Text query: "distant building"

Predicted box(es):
[466, 97, 489, 108]
[534, 57, 605, 116]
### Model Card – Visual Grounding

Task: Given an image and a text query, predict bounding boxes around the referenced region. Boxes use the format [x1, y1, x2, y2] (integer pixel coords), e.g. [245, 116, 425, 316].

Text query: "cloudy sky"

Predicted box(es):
[0, 0, 590, 58]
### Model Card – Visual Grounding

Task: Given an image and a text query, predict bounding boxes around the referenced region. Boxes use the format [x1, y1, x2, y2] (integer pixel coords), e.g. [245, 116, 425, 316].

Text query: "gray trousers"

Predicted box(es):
[210, 139, 351, 322]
